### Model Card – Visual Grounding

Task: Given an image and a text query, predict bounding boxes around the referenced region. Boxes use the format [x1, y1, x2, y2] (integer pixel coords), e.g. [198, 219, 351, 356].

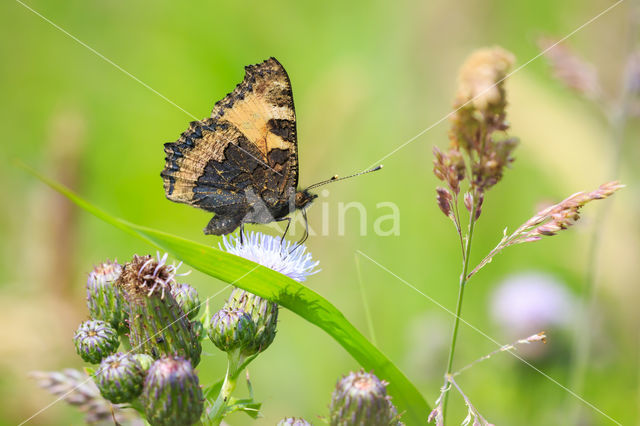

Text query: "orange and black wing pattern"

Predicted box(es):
[161, 58, 299, 235]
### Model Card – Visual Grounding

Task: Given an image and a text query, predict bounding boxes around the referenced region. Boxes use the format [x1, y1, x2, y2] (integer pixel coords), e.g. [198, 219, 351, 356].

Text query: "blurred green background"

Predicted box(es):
[1, 0, 638, 425]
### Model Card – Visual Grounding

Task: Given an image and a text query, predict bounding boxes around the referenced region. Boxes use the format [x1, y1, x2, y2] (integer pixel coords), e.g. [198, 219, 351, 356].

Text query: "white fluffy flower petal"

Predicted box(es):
[220, 232, 320, 282]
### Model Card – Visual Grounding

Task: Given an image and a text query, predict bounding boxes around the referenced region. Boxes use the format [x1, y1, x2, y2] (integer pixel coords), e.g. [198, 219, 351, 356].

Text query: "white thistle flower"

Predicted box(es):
[221, 232, 320, 282]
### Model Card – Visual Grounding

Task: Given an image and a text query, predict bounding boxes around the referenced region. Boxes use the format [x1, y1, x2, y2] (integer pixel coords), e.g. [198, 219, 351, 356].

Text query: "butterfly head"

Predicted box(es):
[295, 189, 317, 210]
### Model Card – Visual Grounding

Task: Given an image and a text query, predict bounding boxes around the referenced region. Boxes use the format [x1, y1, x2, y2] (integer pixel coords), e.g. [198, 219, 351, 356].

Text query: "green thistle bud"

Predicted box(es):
[171, 283, 200, 320]
[330, 370, 401, 426]
[142, 356, 203, 426]
[95, 352, 144, 403]
[118, 255, 201, 366]
[208, 308, 256, 353]
[133, 353, 155, 373]
[277, 417, 312, 426]
[224, 287, 278, 354]
[86, 260, 128, 331]
[73, 320, 119, 364]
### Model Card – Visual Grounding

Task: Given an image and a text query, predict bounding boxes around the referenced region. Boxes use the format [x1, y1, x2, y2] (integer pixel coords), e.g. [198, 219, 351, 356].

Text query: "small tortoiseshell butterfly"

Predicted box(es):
[161, 57, 380, 242]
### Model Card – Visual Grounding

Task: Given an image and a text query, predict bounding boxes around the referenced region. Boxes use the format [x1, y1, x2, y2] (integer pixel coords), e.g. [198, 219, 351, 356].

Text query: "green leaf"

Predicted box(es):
[225, 398, 262, 419]
[19, 162, 430, 424]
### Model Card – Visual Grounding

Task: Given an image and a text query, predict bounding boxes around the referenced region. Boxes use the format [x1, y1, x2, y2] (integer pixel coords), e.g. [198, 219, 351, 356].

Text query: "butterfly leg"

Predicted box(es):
[239, 224, 245, 245]
[291, 209, 309, 252]
[276, 216, 292, 245]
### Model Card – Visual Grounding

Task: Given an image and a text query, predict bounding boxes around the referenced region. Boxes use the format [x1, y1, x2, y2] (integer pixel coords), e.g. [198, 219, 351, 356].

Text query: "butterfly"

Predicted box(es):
[161, 57, 380, 243]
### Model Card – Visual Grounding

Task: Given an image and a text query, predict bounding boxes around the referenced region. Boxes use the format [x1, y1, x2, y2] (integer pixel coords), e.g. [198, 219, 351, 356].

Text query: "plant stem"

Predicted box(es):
[568, 6, 637, 420]
[209, 351, 242, 425]
[441, 202, 477, 424]
[568, 78, 631, 424]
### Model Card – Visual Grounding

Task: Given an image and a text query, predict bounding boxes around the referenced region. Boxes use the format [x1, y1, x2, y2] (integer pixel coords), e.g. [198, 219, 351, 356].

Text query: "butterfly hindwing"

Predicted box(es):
[161, 58, 299, 235]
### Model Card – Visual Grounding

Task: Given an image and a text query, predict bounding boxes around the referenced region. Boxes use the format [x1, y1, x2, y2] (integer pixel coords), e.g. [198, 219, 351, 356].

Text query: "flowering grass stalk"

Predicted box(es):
[432, 46, 623, 425]
[434, 46, 518, 423]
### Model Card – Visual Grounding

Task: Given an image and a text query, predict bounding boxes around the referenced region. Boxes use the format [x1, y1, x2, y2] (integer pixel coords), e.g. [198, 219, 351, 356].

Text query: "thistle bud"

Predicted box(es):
[73, 320, 119, 364]
[225, 287, 278, 354]
[86, 260, 128, 331]
[171, 283, 200, 320]
[95, 352, 144, 403]
[208, 308, 256, 354]
[330, 370, 401, 426]
[277, 418, 312, 426]
[142, 356, 203, 426]
[118, 255, 201, 366]
[133, 353, 155, 373]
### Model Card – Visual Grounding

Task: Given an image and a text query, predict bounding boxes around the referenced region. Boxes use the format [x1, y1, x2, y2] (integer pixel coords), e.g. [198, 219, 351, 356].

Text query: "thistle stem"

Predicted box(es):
[441, 203, 477, 424]
[209, 351, 242, 424]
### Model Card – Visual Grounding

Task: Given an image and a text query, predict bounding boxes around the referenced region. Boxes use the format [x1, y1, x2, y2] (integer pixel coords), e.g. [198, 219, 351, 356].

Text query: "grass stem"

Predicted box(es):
[441, 201, 478, 424]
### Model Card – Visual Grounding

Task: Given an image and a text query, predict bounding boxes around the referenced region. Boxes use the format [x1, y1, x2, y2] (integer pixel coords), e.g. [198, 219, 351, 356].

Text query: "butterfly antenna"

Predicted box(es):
[305, 165, 383, 191]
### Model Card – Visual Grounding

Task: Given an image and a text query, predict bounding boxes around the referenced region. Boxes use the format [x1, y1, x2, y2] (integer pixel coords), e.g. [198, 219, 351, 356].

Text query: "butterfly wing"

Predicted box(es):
[161, 58, 299, 235]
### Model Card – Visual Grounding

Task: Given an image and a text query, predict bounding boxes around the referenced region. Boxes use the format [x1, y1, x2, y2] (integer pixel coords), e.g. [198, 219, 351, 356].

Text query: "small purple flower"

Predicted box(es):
[491, 272, 575, 337]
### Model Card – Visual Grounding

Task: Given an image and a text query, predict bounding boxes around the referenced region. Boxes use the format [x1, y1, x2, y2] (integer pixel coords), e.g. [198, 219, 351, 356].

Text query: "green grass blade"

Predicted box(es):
[19, 161, 429, 423]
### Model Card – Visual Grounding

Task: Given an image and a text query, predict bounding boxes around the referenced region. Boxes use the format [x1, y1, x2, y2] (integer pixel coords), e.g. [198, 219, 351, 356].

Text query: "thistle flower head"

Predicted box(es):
[221, 232, 319, 282]
[118, 254, 201, 366]
[330, 370, 401, 426]
[208, 307, 256, 354]
[86, 260, 127, 331]
[142, 356, 203, 426]
[171, 282, 200, 320]
[117, 253, 182, 300]
[95, 352, 145, 404]
[491, 273, 575, 338]
[73, 320, 119, 364]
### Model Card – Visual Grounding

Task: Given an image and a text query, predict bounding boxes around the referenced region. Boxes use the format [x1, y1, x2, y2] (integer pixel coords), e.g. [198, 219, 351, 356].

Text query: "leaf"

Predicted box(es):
[19, 162, 430, 423]
[225, 398, 262, 419]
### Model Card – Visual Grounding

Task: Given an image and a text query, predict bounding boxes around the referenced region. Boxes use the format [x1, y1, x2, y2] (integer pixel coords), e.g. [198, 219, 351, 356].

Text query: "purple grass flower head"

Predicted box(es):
[73, 320, 119, 364]
[142, 356, 203, 426]
[30, 369, 142, 424]
[221, 231, 320, 282]
[95, 352, 144, 404]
